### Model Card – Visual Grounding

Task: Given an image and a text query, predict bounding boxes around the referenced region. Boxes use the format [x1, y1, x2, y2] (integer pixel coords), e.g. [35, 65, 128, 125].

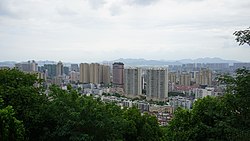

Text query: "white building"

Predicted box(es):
[169, 96, 192, 110]
[194, 87, 215, 99]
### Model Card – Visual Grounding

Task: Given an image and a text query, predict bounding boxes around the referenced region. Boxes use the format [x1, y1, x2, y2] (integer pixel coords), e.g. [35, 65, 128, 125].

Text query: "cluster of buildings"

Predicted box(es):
[10, 60, 249, 103]
[113, 62, 168, 101]
[2, 60, 249, 125]
[169, 62, 250, 72]
[11, 60, 169, 101]
[100, 95, 173, 126]
[168, 68, 213, 92]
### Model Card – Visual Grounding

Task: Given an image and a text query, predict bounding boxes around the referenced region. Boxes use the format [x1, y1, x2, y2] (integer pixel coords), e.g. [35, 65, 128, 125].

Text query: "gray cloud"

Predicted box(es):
[0, 0, 14, 17]
[127, 0, 159, 6]
[87, 0, 106, 9]
[57, 7, 78, 16]
[0, 0, 250, 62]
[109, 4, 122, 16]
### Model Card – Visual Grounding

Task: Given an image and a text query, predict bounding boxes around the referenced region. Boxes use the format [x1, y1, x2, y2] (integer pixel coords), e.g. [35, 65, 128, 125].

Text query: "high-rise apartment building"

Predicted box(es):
[99, 65, 111, 85]
[30, 60, 38, 72]
[196, 68, 212, 86]
[179, 73, 191, 86]
[124, 68, 142, 98]
[79, 63, 111, 85]
[15, 60, 38, 72]
[146, 68, 168, 101]
[112, 62, 124, 88]
[89, 63, 100, 84]
[44, 64, 57, 78]
[56, 61, 63, 76]
[79, 63, 90, 83]
[168, 72, 177, 84]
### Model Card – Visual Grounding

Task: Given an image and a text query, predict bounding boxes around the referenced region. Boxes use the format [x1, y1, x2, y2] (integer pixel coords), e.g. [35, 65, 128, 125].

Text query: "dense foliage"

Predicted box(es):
[0, 68, 249, 141]
[0, 69, 162, 141]
[164, 68, 250, 141]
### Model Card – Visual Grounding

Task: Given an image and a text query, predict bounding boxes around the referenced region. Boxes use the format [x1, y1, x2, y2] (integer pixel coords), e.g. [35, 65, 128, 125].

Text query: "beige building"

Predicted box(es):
[179, 73, 191, 86]
[70, 71, 80, 83]
[15, 60, 38, 72]
[146, 68, 168, 101]
[112, 62, 124, 88]
[79, 63, 90, 83]
[124, 68, 142, 98]
[168, 72, 177, 84]
[80, 63, 110, 85]
[195, 68, 212, 86]
[99, 65, 111, 85]
[89, 63, 100, 84]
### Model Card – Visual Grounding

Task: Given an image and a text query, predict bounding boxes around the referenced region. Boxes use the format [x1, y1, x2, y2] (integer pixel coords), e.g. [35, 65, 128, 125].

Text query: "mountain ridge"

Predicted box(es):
[0, 57, 245, 67]
[102, 57, 242, 66]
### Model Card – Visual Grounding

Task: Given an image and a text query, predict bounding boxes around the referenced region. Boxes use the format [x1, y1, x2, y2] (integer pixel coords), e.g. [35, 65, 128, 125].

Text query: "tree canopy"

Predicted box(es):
[0, 69, 163, 141]
[234, 27, 250, 46]
[0, 63, 250, 140]
[164, 68, 250, 141]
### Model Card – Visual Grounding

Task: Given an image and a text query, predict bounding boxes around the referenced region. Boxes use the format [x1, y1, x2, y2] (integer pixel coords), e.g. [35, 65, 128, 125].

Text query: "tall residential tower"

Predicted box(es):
[56, 61, 63, 76]
[112, 62, 124, 88]
[124, 68, 142, 98]
[145, 68, 168, 101]
[79, 63, 90, 83]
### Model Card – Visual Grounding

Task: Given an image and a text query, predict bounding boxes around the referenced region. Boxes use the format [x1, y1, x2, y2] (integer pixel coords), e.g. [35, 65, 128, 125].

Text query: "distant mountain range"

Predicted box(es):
[0, 58, 245, 67]
[102, 57, 242, 66]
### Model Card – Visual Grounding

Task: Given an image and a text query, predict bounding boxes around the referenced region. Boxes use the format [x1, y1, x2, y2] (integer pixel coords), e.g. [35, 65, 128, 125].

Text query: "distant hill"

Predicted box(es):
[0, 61, 16, 68]
[103, 57, 242, 66]
[102, 58, 181, 66]
[0, 58, 244, 68]
[178, 57, 240, 64]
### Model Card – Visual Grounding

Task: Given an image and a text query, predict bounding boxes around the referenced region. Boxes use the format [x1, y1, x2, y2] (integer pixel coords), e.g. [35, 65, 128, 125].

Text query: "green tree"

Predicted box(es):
[0, 69, 48, 140]
[41, 85, 127, 141]
[219, 68, 250, 140]
[165, 68, 250, 141]
[122, 107, 162, 141]
[0, 97, 25, 141]
[234, 27, 250, 46]
[0, 69, 165, 141]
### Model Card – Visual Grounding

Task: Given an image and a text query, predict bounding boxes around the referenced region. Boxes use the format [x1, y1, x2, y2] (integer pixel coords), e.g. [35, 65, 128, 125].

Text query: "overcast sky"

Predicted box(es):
[0, 0, 250, 63]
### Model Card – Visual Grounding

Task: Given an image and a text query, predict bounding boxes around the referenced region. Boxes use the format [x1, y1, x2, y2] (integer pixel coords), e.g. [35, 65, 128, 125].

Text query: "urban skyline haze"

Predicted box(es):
[0, 0, 250, 62]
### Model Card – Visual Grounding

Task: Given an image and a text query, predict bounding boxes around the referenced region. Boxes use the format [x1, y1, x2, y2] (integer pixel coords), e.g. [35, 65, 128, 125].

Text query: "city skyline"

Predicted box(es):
[0, 0, 250, 62]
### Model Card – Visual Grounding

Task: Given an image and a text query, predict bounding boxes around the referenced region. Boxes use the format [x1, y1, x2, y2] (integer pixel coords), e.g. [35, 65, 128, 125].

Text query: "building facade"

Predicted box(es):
[79, 63, 90, 83]
[124, 68, 142, 98]
[99, 65, 111, 85]
[195, 68, 212, 86]
[80, 63, 110, 85]
[179, 73, 191, 86]
[146, 68, 168, 101]
[15, 60, 38, 72]
[56, 61, 63, 76]
[89, 63, 100, 84]
[112, 62, 124, 88]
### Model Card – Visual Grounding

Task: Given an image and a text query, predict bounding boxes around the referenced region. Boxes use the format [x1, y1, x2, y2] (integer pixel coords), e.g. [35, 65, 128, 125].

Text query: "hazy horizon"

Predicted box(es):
[0, 0, 250, 62]
[1, 57, 249, 64]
